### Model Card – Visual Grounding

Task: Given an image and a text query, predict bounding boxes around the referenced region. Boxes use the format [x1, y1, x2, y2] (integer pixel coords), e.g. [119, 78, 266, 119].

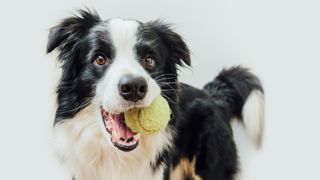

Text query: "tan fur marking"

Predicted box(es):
[170, 157, 202, 180]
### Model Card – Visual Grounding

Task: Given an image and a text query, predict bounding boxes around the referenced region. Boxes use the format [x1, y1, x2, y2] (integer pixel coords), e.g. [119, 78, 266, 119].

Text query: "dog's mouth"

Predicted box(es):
[100, 107, 140, 152]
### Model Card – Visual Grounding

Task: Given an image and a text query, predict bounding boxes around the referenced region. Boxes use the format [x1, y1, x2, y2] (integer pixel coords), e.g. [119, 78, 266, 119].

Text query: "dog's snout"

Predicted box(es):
[118, 75, 148, 102]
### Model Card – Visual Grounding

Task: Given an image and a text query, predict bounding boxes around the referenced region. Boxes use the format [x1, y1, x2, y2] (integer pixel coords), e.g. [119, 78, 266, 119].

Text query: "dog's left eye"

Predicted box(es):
[144, 56, 156, 70]
[94, 55, 109, 66]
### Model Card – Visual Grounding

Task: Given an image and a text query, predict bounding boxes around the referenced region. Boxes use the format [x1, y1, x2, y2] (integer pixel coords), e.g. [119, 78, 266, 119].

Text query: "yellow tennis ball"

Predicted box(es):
[124, 95, 171, 135]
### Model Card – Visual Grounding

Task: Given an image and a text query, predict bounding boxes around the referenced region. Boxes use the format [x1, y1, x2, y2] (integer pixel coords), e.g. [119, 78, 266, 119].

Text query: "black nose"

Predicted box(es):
[118, 75, 148, 102]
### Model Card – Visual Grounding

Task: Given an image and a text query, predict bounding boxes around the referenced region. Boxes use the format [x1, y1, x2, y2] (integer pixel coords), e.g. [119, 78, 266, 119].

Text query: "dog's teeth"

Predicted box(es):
[112, 131, 120, 141]
[133, 134, 141, 140]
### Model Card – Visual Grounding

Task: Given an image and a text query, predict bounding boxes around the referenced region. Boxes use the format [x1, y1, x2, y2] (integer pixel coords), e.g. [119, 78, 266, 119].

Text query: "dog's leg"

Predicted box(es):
[172, 97, 238, 180]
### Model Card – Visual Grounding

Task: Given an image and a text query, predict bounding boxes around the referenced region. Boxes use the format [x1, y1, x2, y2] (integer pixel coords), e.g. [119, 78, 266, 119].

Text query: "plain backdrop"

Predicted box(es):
[0, 0, 319, 179]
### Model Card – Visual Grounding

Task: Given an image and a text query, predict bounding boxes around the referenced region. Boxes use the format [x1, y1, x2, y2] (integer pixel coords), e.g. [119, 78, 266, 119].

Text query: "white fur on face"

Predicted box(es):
[95, 19, 161, 114]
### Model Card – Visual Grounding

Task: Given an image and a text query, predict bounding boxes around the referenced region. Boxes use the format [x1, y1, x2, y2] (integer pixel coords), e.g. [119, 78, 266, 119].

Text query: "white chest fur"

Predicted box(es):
[53, 105, 172, 180]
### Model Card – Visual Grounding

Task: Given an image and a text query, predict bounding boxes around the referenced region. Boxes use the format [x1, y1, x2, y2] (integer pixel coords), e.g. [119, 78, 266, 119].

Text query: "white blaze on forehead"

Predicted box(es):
[107, 18, 146, 75]
[108, 18, 140, 56]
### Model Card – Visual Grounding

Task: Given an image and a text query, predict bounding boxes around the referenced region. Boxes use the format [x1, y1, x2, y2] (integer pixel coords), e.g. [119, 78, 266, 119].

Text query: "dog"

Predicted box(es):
[47, 9, 264, 180]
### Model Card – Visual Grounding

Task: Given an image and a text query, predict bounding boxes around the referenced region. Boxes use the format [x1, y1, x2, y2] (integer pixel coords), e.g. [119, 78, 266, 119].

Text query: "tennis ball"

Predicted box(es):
[124, 95, 171, 135]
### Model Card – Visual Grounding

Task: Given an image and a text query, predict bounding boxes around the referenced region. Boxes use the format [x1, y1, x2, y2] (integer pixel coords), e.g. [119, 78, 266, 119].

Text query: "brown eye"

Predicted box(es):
[94, 55, 108, 66]
[144, 56, 156, 70]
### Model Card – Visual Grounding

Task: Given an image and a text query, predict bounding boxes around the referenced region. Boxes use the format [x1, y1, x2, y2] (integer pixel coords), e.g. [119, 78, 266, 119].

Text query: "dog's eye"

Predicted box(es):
[94, 55, 109, 66]
[144, 56, 156, 70]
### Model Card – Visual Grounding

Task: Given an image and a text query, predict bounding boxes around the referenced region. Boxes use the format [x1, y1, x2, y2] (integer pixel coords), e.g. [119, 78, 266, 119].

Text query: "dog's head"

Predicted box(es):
[47, 10, 190, 152]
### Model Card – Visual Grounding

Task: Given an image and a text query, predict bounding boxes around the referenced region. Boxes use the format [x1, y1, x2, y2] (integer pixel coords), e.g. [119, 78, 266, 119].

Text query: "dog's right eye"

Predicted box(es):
[94, 55, 109, 66]
[143, 56, 156, 70]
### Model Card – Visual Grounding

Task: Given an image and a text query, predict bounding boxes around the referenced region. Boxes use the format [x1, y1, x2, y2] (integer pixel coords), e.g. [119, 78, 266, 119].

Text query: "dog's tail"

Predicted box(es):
[203, 66, 265, 148]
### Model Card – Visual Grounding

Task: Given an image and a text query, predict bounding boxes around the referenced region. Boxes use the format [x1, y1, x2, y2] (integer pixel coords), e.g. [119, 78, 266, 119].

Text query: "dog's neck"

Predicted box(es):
[54, 105, 173, 180]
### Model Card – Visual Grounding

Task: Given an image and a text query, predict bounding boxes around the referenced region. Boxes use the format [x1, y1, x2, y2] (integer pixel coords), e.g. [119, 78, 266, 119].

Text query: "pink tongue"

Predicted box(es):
[112, 114, 135, 142]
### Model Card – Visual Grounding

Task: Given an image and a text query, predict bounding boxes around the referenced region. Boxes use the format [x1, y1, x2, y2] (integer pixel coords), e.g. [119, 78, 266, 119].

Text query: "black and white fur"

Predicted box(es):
[47, 9, 264, 180]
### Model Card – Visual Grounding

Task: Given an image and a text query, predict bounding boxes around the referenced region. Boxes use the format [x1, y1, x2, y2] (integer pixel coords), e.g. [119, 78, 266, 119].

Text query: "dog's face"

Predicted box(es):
[47, 10, 190, 152]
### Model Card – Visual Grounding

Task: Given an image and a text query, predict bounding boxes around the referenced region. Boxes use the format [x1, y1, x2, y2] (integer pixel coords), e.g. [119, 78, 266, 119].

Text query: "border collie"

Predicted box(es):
[47, 9, 264, 180]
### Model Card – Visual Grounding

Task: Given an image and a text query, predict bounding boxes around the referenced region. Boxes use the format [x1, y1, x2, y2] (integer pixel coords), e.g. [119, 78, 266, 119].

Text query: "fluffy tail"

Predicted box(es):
[203, 66, 265, 148]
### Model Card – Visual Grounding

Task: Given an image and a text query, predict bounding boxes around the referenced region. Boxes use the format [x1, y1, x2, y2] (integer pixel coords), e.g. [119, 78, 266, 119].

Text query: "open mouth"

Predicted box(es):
[100, 107, 140, 152]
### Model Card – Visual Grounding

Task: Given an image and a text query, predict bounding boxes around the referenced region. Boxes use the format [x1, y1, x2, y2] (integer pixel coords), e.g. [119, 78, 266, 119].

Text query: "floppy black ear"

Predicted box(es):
[147, 20, 191, 67]
[47, 9, 101, 56]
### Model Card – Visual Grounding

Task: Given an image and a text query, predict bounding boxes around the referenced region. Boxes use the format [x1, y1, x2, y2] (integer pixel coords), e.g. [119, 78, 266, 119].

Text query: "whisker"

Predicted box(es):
[155, 77, 176, 82]
[157, 81, 179, 86]
[158, 82, 180, 98]
[153, 73, 177, 80]
[161, 93, 177, 105]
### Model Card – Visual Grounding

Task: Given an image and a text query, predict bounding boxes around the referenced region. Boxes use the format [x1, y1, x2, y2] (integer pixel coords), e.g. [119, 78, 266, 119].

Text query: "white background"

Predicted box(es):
[0, 0, 319, 179]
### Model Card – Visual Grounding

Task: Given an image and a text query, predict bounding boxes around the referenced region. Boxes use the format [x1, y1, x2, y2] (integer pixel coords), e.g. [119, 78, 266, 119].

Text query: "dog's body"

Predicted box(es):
[47, 10, 264, 180]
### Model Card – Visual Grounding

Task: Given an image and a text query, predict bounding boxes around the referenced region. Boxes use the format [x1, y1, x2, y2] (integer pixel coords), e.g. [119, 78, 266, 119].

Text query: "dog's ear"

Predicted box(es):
[148, 20, 191, 67]
[47, 9, 101, 56]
